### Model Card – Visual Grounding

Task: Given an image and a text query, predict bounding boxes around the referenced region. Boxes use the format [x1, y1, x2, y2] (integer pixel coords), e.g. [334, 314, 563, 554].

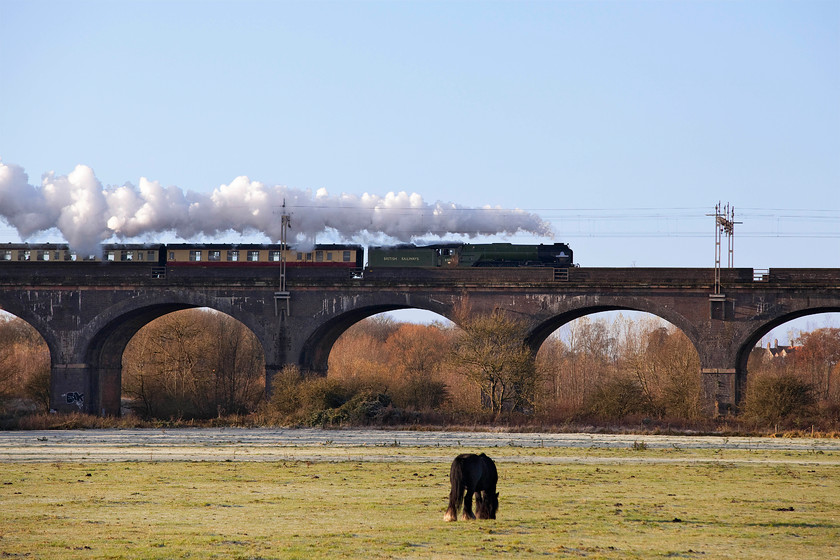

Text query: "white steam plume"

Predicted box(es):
[0, 160, 552, 253]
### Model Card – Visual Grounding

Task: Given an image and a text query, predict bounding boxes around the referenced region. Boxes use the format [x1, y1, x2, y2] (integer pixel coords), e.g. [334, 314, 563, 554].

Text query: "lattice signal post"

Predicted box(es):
[274, 202, 291, 317]
[708, 202, 740, 319]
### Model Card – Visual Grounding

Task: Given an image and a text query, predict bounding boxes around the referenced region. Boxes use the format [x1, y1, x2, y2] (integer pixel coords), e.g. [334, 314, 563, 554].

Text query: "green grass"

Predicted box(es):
[1, 448, 838, 559]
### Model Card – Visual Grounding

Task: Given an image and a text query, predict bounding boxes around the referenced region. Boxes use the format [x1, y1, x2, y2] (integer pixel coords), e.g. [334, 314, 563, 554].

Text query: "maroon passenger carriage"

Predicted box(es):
[1, 242, 364, 269]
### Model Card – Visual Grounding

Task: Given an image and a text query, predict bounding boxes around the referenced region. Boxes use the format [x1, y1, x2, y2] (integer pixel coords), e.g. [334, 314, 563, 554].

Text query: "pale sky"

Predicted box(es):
[1, 0, 838, 270]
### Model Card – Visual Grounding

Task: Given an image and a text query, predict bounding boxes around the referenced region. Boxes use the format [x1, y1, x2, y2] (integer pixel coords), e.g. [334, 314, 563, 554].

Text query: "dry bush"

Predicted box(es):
[267, 364, 305, 416]
[743, 372, 817, 425]
[389, 377, 448, 411]
[585, 376, 650, 420]
[264, 370, 410, 427]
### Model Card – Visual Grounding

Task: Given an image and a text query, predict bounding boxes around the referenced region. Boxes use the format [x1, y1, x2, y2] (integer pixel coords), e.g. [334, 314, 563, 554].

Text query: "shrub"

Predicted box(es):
[299, 377, 352, 412]
[305, 389, 401, 427]
[586, 377, 651, 420]
[744, 373, 816, 424]
[267, 365, 305, 416]
[390, 378, 449, 411]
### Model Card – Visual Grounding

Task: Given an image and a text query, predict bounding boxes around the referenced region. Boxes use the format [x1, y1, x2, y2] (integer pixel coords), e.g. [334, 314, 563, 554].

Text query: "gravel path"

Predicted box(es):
[1, 428, 837, 464]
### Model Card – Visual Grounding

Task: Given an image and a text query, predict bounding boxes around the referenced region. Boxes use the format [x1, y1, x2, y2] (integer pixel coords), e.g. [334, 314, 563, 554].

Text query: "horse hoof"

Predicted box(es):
[443, 510, 457, 522]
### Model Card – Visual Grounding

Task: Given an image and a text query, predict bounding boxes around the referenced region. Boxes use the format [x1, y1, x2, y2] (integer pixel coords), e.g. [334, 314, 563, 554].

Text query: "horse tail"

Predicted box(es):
[444, 457, 465, 521]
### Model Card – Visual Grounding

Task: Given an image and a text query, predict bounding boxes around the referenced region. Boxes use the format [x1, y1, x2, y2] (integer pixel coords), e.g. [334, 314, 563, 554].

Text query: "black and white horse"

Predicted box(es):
[444, 453, 498, 521]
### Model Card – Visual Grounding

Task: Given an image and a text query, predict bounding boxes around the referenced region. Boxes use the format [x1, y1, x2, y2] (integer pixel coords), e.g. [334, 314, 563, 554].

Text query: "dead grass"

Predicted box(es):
[1, 447, 838, 559]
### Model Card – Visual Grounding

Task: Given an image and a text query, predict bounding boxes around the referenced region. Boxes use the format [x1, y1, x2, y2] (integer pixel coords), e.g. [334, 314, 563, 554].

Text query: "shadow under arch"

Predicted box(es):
[299, 304, 458, 374]
[735, 306, 840, 377]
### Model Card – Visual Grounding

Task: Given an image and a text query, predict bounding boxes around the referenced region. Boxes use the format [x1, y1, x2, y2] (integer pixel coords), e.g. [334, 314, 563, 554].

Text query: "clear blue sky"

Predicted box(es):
[1, 0, 838, 268]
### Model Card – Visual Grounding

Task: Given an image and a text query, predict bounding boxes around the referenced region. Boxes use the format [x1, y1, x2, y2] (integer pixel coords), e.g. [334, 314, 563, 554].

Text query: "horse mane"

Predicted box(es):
[476, 490, 499, 519]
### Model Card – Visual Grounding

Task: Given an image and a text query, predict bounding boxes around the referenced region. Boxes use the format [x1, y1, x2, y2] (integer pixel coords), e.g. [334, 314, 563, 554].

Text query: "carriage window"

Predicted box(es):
[106, 251, 115, 262]
[66, 251, 77, 262]
[37, 250, 49, 261]
[136, 251, 144, 261]
[121, 251, 134, 261]
[296, 252, 303, 261]
[189, 251, 202, 262]
[269, 250, 281, 262]
[227, 250, 239, 262]
[53, 251, 61, 260]
[18, 250, 31, 261]
[168, 251, 175, 261]
[343, 251, 351, 262]
[316, 251, 323, 262]
[247, 250, 260, 262]
[208, 251, 221, 262]
[147, 250, 156, 261]
[326, 252, 333, 261]
[1, 250, 11, 261]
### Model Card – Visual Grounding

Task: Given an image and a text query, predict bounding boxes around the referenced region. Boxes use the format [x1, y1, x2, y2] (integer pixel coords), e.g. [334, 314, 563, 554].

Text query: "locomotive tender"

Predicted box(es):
[1, 241, 573, 269]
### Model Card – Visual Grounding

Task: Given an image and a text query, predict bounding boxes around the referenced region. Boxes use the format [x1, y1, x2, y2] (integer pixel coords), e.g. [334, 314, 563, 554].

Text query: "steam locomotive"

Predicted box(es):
[368, 242, 573, 268]
[1, 241, 573, 269]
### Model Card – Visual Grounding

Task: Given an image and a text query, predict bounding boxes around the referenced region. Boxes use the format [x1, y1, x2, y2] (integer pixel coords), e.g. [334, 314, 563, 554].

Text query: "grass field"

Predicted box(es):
[1, 445, 838, 559]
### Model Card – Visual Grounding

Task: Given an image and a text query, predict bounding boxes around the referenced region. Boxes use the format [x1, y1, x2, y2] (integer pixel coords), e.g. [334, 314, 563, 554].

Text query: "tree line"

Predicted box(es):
[1, 310, 838, 430]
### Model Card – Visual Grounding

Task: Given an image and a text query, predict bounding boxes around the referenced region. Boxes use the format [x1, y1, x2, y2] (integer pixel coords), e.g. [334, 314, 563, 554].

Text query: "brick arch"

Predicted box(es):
[297, 300, 457, 374]
[735, 306, 840, 378]
[80, 294, 269, 416]
[524, 295, 700, 356]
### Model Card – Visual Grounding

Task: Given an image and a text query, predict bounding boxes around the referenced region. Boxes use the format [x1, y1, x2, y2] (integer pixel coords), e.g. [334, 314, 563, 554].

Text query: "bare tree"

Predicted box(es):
[450, 310, 539, 415]
[542, 316, 621, 411]
[0, 317, 50, 412]
[0, 319, 18, 403]
[620, 318, 701, 419]
[122, 309, 264, 419]
[795, 328, 840, 403]
[201, 309, 264, 415]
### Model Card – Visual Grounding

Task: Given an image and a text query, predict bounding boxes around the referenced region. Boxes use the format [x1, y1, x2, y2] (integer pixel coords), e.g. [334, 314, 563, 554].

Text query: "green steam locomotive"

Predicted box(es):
[367, 243, 573, 268]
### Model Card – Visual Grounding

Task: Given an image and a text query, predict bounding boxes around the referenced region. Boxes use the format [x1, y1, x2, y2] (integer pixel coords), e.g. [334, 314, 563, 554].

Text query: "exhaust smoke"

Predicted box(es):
[0, 160, 552, 253]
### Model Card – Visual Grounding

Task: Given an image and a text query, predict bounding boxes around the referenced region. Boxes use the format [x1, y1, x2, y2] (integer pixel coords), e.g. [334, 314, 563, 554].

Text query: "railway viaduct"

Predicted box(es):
[1, 264, 839, 417]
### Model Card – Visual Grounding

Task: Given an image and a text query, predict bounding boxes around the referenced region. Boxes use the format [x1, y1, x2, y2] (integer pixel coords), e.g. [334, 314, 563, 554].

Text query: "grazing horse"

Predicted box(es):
[443, 453, 498, 521]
